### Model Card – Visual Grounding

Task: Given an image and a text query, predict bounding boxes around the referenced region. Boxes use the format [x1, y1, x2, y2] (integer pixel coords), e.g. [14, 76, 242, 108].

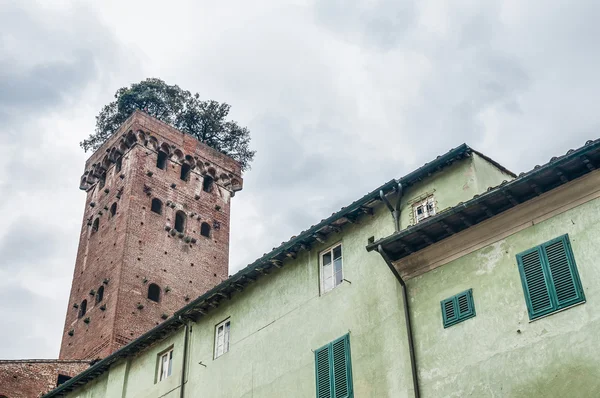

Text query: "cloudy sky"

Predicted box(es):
[1, 0, 599, 359]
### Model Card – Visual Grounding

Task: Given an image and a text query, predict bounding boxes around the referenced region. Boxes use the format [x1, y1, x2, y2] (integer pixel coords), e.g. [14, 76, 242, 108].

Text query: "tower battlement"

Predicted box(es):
[60, 111, 243, 360]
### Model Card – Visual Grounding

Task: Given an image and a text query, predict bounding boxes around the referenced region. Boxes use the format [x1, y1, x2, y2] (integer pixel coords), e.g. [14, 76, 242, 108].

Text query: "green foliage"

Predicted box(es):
[80, 78, 255, 171]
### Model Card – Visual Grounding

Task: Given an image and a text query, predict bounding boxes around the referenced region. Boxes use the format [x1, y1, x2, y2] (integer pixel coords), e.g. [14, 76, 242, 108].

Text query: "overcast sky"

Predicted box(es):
[1, 0, 599, 359]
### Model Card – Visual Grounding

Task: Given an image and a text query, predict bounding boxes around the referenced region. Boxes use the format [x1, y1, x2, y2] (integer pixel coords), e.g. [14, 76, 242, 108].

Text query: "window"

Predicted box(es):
[315, 334, 353, 398]
[214, 319, 231, 359]
[175, 211, 186, 233]
[95, 286, 104, 304]
[56, 374, 71, 386]
[413, 196, 435, 223]
[156, 151, 168, 170]
[115, 157, 122, 173]
[320, 244, 343, 294]
[110, 202, 117, 218]
[180, 163, 191, 181]
[516, 234, 585, 320]
[200, 222, 211, 238]
[78, 300, 87, 318]
[441, 289, 475, 328]
[202, 175, 214, 193]
[98, 172, 106, 189]
[157, 348, 173, 382]
[151, 198, 162, 215]
[92, 218, 100, 233]
[148, 283, 161, 302]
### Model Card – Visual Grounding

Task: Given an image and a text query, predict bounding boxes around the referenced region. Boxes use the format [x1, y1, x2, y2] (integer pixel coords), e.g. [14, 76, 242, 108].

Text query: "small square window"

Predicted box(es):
[214, 319, 231, 359]
[413, 196, 435, 223]
[320, 243, 343, 294]
[441, 289, 476, 328]
[157, 348, 173, 382]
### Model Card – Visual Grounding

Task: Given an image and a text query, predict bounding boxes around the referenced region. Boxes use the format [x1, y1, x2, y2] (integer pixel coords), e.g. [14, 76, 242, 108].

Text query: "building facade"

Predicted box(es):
[42, 138, 600, 398]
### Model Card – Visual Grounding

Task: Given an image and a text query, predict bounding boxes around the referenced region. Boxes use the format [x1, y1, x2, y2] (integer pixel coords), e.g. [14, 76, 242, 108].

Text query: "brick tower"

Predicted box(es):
[59, 111, 243, 360]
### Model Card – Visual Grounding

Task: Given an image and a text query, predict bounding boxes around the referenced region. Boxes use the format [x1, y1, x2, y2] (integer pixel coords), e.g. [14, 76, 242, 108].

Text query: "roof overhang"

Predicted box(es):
[367, 139, 600, 263]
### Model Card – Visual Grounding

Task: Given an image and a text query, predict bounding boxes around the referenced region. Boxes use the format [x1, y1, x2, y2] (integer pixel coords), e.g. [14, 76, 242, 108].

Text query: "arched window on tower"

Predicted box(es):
[200, 222, 211, 238]
[96, 285, 104, 303]
[180, 163, 191, 181]
[79, 300, 87, 318]
[110, 202, 117, 218]
[202, 176, 214, 193]
[92, 218, 100, 233]
[98, 172, 106, 189]
[115, 157, 122, 173]
[148, 283, 160, 302]
[151, 198, 163, 215]
[175, 211, 186, 233]
[156, 151, 168, 170]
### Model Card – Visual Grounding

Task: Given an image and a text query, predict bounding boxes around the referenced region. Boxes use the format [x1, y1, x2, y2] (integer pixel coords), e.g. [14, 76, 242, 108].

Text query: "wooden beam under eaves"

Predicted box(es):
[313, 233, 326, 243]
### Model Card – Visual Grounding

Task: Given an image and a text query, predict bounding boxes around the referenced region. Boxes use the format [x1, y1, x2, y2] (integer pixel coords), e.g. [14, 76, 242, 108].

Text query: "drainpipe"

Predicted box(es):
[380, 182, 403, 232]
[179, 317, 191, 398]
[377, 245, 420, 398]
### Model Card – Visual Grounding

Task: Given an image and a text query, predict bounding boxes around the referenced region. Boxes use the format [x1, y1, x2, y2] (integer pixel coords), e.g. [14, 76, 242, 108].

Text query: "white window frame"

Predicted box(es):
[214, 319, 231, 359]
[413, 196, 436, 223]
[319, 243, 343, 295]
[156, 348, 173, 383]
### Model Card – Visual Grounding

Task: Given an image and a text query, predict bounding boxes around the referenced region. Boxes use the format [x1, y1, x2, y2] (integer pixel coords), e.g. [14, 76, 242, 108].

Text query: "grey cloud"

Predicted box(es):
[314, 0, 416, 50]
[0, 218, 62, 270]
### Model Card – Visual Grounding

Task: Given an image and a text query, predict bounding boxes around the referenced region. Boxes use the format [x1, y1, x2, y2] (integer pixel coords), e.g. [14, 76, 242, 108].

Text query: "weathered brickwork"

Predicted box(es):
[59, 111, 243, 360]
[0, 360, 90, 398]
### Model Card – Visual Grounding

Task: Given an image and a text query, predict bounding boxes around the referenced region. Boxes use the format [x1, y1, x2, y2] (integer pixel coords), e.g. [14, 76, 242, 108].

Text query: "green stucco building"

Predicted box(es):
[44, 140, 600, 398]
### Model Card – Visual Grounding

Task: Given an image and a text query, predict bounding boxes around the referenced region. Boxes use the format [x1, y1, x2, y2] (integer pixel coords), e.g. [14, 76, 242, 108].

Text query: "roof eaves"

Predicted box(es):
[367, 138, 600, 253]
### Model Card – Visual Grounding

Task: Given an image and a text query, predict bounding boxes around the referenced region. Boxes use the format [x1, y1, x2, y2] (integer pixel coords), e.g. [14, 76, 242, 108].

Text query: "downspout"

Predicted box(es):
[377, 245, 420, 398]
[179, 317, 191, 398]
[378, 181, 420, 398]
[380, 182, 403, 232]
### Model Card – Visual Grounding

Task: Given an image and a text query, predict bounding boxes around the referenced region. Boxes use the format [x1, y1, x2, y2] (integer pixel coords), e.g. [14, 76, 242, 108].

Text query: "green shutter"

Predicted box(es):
[542, 236, 585, 309]
[517, 247, 553, 319]
[441, 289, 476, 328]
[332, 335, 352, 398]
[517, 234, 585, 320]
[315, 335, 353, 398]
[315, 345, 331, 398]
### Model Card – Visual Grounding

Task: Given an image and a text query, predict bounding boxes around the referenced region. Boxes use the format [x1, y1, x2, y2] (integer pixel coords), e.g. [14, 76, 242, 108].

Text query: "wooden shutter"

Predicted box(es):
[315, 345, 331, 398]
[332, 335, 352, 398]
[315, 335, 353, 398]
[517, 247, 554, 319]
[441, 297, 457, 327]
[441, 289, 475, 328]
[456, 290, 473, 318]
[542, 235, 585, 309]
[517, 234, 585, 320]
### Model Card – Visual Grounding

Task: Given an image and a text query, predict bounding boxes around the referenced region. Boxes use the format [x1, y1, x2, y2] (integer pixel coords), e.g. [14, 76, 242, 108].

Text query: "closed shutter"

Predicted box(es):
[315, 335, 353, 398]
[441, 298, 457, 327]
[332, 335, 352, 398]
[517, 234, 585, 320]
[542, 236, 585, 309]
[441, 289, 475, 328]
[456, 291, 473, 318]
[315, 345, 331, 398]
[517, 247, 554, 319]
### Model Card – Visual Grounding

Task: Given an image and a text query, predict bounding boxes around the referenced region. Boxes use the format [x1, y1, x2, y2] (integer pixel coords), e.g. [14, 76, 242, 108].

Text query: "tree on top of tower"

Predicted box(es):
[80, 78, 256, 171]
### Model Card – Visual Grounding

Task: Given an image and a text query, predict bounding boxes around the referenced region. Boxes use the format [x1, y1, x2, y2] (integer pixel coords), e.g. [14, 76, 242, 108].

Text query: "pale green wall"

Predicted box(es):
[408, 197, 600, 398]
[471, 153, 514, 195]
[184, 204, 412, 397]
[399, 154, 512, 229]
[65, 205, 414, 398]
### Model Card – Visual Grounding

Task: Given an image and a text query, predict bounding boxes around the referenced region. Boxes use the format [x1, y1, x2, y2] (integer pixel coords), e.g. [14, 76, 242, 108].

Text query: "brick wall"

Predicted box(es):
[59, 112, 243, 359]
[0, 360, 90, 398]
